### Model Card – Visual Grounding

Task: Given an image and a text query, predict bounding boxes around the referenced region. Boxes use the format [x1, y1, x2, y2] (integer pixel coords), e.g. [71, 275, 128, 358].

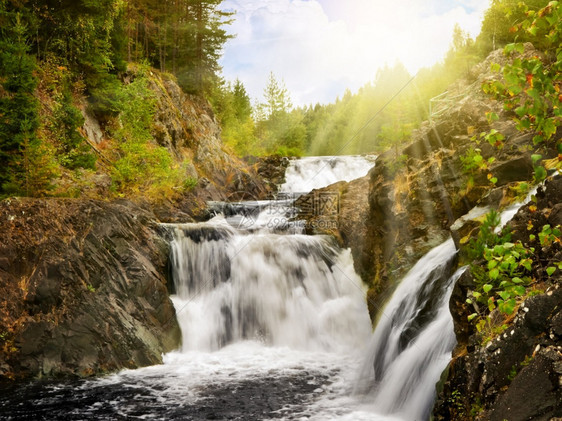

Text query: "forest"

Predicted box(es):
[0, 0, 231, 198]
[0, 0, 560, 198]
[1, 1, 562, 418]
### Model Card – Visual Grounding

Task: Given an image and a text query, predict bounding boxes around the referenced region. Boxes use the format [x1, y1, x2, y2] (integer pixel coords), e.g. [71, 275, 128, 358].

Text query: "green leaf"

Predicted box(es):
[519, 259, 532, 271]
[487, 112, 499, 122]
[513, 286, 526, 296]
[546, 266, 556, 276]
[501, 298, 516, 315]
[509, 85, 523, 96]
[493, 244, 505, 255]
[488, 260, 499, 270]
[466, 298, 473, 305]
[473, 291, 482, 300]
[515, 106, 528, 117]
[491, 63, 501, 73]
[543, 118, 557, 139]
[504, 43, 516, 54]
[527, 88, 541, 101]
[499, 290, 511, 301]
[534, 165, 547, 182]
[531, 154, 543, 164]
[483, 283, 494, 293]
[512, 277, 523, 284]
[468, 313, 478, 322]
[533, 134, 545, 145]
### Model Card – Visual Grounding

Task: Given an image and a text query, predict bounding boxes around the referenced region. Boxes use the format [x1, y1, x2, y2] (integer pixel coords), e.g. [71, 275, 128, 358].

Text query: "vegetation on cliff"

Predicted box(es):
[0, 0, 235, 201]
[1, 0, 558, 200]
[460, 0, 561, 332]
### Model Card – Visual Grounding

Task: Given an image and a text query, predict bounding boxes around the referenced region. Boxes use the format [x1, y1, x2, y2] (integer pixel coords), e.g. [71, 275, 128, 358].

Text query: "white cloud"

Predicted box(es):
[220, 0, 489, 106]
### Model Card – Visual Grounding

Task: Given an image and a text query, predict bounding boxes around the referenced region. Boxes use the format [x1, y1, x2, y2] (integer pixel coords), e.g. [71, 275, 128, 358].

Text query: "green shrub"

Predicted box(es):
[110, 66, 185, 199]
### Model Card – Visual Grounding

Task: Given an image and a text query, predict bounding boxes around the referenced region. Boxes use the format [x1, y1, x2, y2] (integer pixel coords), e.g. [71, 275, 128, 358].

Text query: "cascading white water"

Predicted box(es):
[165, 157, 376, 355]
[280, 155, 377, 193]
[344, 188, 543, 421]
[353, 239, 462, 420]
[168, 221, 371, 353]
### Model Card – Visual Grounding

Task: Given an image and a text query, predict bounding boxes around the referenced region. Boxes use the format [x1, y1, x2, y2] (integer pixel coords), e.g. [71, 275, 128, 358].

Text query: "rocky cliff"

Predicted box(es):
[144, 72, 271, 218]
[433, 177, 562, 420]
[0, 198, 181, 380]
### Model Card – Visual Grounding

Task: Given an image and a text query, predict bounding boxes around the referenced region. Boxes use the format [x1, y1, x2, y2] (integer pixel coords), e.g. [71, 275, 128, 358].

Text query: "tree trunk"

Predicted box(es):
[196, 1, 203, 90]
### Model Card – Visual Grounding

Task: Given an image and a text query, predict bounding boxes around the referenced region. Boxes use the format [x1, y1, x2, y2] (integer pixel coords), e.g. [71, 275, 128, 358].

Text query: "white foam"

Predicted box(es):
[280, 155, 376, 193]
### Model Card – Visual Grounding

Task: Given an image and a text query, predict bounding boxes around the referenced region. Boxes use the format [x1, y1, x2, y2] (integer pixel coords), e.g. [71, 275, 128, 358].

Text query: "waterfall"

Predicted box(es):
[2, 155, 540, 421]
[165, 156, 378, 355]
[354, 239, 463, 420]
[349, 185, 542, 421]
[280, 155, 377, 193]
[168, 222, 371, 353]
[164, 154, 464, 420]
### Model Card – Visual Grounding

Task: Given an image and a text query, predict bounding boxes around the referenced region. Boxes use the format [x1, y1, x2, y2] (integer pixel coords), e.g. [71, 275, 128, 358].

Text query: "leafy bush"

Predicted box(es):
[466, 211, 533, 325]
[110, 66, 187, 199]
[481, 1, 562, 178]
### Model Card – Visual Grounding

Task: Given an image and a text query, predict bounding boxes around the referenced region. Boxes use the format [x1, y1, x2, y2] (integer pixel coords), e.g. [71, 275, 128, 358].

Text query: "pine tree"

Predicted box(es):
[176, 0, 234, 93]
[0, 7, 44, 195]
[261, 72, 292, 119]
[232, 78, 252, 122]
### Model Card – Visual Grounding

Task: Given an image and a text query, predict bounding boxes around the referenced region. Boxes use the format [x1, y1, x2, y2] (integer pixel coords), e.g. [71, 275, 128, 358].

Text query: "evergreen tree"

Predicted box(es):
[232, 78, 252, 121]
[260, 72, 292, 119]
[53, 89, 97, 170]
[0, 7, 45, 195]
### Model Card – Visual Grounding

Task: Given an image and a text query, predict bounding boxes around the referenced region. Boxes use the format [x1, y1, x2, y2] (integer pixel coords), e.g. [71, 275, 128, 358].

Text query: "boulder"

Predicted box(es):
[0, 198, 181, 380]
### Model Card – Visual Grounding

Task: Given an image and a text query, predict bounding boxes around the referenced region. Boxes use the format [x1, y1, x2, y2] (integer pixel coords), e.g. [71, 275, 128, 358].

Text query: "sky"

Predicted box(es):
[219, 0, 490, 107]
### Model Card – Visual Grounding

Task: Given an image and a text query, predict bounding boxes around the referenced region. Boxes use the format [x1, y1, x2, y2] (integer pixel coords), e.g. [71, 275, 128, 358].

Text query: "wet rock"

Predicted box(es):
[294, 177, 371, 284]
[489, 351, 561, 421]
[251, 155, 291, 195]
[0, 198, 181, 381]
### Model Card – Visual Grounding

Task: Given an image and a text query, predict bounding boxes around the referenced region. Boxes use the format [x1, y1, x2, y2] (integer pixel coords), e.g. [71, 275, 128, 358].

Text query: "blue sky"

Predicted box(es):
[220, 0, 490, 106]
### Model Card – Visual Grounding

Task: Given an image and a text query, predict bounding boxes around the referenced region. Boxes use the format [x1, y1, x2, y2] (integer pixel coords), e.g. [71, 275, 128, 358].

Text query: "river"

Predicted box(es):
[1, 155, 462, 421]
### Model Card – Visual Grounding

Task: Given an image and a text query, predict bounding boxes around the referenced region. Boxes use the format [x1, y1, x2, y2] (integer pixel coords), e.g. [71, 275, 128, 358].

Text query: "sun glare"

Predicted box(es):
[221, 0, 488, 105]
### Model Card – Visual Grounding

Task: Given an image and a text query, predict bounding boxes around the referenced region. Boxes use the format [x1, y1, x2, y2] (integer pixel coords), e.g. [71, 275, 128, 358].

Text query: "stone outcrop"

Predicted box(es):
[0, 198, 181, 380]
[251, 155, 291, 197]
[145, 72, 271, 212]
[76, 69, 271, 223]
